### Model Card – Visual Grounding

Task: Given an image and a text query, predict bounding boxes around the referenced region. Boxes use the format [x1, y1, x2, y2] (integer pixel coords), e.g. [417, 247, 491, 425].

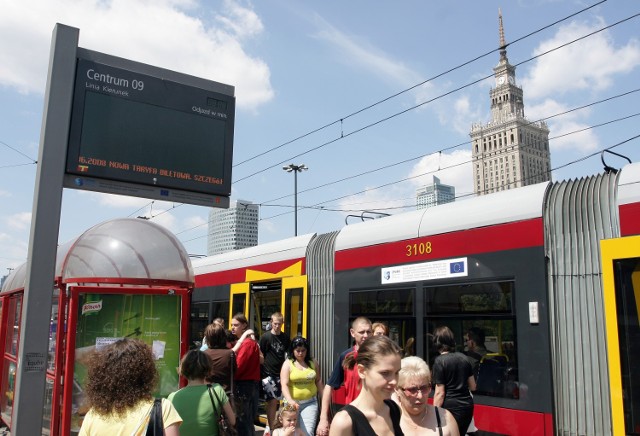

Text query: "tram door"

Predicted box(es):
[229, 276, 308, 339]
[281, 276, 307, 339]
[601, 235, 640, 436]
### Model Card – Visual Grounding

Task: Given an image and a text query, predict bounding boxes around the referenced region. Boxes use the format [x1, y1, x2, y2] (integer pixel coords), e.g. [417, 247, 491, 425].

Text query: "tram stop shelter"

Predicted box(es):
[0, 218, 193, 435]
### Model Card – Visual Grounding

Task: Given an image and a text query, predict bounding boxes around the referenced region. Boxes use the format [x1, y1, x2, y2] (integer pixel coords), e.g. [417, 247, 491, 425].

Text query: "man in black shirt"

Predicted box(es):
[259, 312, 291, 433]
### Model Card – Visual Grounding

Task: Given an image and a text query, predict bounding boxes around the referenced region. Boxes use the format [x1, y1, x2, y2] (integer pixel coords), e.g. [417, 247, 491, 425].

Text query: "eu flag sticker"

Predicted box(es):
[450, 261, 465, 274]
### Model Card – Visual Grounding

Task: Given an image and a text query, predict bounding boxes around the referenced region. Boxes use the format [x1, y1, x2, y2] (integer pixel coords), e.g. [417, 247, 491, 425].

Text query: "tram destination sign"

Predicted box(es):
[65, 57, 235, 205]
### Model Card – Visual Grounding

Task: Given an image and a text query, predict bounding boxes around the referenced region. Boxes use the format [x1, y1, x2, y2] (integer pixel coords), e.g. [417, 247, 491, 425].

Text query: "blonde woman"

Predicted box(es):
[394, 356, 459, 436]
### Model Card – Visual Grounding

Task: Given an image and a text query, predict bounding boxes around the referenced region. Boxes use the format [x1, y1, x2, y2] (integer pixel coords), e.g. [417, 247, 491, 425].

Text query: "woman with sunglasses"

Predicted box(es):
[280, 336, 324, 436]
[394, 356, 459, 436]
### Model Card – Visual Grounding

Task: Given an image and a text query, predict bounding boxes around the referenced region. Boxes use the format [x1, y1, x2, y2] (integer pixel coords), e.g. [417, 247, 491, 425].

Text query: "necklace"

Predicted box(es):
[402, 408, 428, 430]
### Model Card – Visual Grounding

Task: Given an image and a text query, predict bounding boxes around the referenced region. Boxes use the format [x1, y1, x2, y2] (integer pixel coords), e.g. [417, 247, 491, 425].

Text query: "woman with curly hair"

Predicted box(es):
[79, 338, 182, 435]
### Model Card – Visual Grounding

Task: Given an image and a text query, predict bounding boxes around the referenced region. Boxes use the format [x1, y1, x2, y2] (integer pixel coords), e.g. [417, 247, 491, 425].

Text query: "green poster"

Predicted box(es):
[71, 293, 181, 432]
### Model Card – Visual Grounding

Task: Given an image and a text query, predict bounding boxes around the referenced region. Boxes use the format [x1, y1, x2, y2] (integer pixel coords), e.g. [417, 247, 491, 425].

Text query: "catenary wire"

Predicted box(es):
[232, 0, 607, 168]
[138, 3, 622, 220]
[259, 88, 640, 204]
[177, 123, 639, 242]
[232, 11, 639, 184]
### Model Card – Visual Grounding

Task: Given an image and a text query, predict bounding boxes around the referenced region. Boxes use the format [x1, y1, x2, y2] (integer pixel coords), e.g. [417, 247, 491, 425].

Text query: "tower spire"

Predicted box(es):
[498, 8, 507, 61]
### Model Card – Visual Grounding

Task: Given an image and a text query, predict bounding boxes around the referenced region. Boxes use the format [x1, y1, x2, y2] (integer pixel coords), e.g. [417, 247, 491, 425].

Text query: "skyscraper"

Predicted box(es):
[416, 176, 456, 210]
[470, 10, 551, 195]
[207, 199, 259, 256]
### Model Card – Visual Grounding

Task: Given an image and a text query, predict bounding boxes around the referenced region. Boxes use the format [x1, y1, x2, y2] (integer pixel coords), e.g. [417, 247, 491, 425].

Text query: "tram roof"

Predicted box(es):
[335, 181, 549, 252]
[61, 218, 193, 284]
[617, 162, 640, 206]
[192, 233, 315, 274]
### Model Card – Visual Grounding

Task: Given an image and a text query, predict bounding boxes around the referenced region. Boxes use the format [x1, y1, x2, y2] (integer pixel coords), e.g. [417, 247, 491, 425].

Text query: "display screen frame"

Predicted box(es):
[65, 51, 235, 202]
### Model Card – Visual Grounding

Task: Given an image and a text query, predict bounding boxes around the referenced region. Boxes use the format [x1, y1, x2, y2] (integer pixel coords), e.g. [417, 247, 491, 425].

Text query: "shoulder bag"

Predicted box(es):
[145, 398, 163, 436]
[229, 350, 237, 412]
[208, 384, 238, 436]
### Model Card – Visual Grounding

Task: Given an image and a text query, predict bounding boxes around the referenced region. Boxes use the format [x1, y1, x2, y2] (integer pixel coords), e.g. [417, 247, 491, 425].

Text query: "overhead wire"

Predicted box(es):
[141, 2, 622, 221]
[161, 3, 638, 239]
[260, 88, 640, 205]
[260, 132, 640, 216]
[178, 112, 639, 241]
[232, 0, 607, 169]
[232, 9, 638, 185]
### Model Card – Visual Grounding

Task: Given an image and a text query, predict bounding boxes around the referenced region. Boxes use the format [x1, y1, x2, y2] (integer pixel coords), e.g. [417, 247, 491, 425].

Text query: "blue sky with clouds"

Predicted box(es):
[1, 0, 639, 276]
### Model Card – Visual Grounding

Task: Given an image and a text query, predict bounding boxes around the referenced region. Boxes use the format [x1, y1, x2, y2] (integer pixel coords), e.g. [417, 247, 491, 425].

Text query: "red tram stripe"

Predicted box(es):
[336, 218, 543, 271]
[474, 404, 553, 435]
[195, 258, 306, 287]
[620, 202, 640, 236]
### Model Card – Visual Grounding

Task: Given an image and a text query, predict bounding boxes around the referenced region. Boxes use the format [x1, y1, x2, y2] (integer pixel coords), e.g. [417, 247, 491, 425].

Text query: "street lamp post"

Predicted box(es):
[282, 163, 308, 236]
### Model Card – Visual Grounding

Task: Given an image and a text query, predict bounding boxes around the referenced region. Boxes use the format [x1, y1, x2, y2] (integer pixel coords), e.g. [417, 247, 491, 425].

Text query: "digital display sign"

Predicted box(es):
[65, 59, 235, 199]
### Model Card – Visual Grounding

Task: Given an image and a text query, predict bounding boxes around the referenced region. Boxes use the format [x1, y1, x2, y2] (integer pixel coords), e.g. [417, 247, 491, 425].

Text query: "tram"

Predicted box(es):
[192, 162, 640, 436]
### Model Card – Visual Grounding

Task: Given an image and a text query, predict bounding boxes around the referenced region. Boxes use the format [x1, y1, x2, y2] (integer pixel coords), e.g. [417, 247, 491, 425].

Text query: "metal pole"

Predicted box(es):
[14, 24, 78, 434]
[294, 169, 298, 236]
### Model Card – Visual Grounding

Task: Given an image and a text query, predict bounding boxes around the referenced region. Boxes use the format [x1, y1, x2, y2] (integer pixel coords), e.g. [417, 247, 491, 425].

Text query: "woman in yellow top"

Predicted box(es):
[280, 336, 324, 436]
[79, 338, 182, 435]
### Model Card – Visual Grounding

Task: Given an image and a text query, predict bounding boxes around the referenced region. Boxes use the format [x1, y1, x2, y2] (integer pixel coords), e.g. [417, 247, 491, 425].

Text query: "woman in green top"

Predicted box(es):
[168, 350, 236, 435]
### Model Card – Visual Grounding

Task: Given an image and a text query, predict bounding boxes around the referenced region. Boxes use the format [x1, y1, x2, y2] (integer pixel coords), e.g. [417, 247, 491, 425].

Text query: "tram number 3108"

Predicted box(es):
[405, 241, 432, 257]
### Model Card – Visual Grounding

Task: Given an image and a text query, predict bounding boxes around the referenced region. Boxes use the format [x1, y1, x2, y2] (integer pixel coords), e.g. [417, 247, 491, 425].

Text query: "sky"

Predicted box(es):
[1, 0, 639, 278]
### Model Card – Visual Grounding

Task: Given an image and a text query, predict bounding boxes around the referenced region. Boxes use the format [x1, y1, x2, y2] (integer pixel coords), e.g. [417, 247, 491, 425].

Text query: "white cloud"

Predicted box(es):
[332, 150, 474, 217]
[259, 219, 277, 236]
[183, 214, 207, 229]
[148, 210, 178, 233]
[522, 18, 640, 100]
[0, 190, 10, 197]
[337, 184, 412, 217]
[311, 14, 425, 89]
[408, 149, 474, 197]
[6, 212, 32, 230]
[0, 0, 273, 110]
[526, 98, 598, 152]
[438, 94, 485, 135]
[0, 232, 30, 270]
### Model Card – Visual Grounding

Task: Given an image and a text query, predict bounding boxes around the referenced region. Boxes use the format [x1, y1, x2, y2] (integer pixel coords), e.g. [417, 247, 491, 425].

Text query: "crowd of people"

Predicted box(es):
[78, 313, 483, 436]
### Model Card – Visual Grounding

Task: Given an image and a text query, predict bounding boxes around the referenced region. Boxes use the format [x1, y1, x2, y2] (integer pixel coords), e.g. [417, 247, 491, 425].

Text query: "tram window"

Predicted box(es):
[426, 281, 513, 314]
[190, 301, 210, 349]
[232, 295, 246, 319]
[424, 280, 519, 400]
[284, 288, 304, 337]
[612, 257, 640, 433]
[349, 288, 414, 316]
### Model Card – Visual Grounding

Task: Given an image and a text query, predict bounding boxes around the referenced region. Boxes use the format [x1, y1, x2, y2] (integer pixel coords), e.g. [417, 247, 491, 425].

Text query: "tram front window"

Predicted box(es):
[425, 281, 519, 399]
[613, 257, 640, 435]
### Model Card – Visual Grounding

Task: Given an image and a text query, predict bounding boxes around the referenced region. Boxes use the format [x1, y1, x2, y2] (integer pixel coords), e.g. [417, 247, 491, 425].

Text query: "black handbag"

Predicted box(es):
[208, 384, 238, 436]
[145, 398, 163, 436]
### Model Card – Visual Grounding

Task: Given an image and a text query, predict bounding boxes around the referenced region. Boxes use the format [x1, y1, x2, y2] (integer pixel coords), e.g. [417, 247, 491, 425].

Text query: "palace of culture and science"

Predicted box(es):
[470, 11, 551, 196]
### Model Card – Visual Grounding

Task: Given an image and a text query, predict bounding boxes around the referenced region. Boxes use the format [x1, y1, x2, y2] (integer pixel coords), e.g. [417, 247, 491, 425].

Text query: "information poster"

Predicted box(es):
[71, 293, 181, 432]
